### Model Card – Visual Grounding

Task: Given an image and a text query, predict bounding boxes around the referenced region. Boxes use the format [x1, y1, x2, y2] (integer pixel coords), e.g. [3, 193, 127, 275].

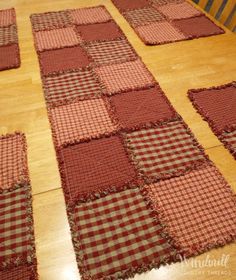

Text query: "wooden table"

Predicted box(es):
[0, 1, 235, 279]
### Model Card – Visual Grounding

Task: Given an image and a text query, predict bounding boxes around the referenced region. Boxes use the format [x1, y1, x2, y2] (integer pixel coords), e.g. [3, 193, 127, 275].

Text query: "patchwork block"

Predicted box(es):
[30, 11, 72, 31]
[39, 46, 90, 75]
[50, 99, 117, 146]
[0, 133, 28, 190]
[125, 120, 206, 179]
[44, 68, 104, 106]
[0, 8, 15, 27]
[95, 60, 154, 94]
[0, 44, 20, 71]
[144, 165, 236, 255]
[76, 21, 123, 42]
[151, 0, 184, 6]
[0, 25, 17, 46]
[157, 2, 201, 20]
[0, 266, 36, 280]
[86, 39, 137, 65]
[70, 6, 111, 25]
[60, 136, 137, 201]
[136, 21, 186, 45]
[173, 15, 224, 38]
[109, 86, 176, 128]
[34, 27, 80, 51]
[112, 0, 149, 11]
[221, 129, 236, 158]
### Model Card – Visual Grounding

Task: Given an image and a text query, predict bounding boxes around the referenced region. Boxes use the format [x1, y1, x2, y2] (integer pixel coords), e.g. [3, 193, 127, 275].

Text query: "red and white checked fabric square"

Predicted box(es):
[0, 25, 17, 46]
[86, 39, 137, 65]
[0, 8, 15, 27]
[30, 11, 72, 31]
[0, 186, 34, 263]
[145, 165, 236, 255]
[221, 129, 236, 158]
[124, 7, 164, 27]
[125, 120, 206, 179]
[34, 27, 81, 51]
[71, 188, 176, 278]
[157, 2, 202, 20]
[95, 60, 154, 95]
[0, 134, 28, 190]
[136, 21, 186, 44]
[50, 98, 117, 146]
[70, 6, 111, 25]
[0, 265, 36, 280]
[44, 68, 104, 106]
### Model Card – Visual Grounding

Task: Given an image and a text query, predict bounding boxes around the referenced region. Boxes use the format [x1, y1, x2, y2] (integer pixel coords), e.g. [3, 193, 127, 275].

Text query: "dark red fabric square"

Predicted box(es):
[173, 15, 224, 38]
[109, 86, 176, 128]
[60, 136, 137, 202]
[39, 46, 90, 75]
[0, 44, 20, 71]
[76, 21, 123, 42]
[112, 0, 149, 11]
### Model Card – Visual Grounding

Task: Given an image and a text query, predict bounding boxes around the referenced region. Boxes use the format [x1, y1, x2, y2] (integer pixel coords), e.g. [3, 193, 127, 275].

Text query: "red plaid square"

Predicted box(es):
[151, 0, 184, 6]
[34, 27, 81, 51]
[144, 165, 236, 255]
[0, 44, 20, 71]
[0, 133, 28, 190]
[95, 60, 155, 95]
[71, 188, 176, 278]
[60, 136, 137, 202]
[109, 86, 176, 128]
[0, 8, 15, 27]
[39, 46, 90, 75]
[0, 186, 34, 263]
[50, 98, 117, 146]
[0, 25, 18, 46]
[86, 39, 137, 65]
[125, 120, 206, 179]
[157, 2, 201, 20]
[0, 265, 36, 280]
[44, 68, 104, 106]
[112, 0, 149, 11]
[221, 129, 236, 159]
[30, 11, 72, 31]
[70, 6, 111, 25]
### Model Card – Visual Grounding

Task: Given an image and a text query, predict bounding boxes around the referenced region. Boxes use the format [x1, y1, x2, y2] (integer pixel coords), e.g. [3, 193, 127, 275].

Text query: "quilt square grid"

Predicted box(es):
[0, 25, 17, 46]
[50, 98, 117, 146]
[44, 68, 104, 106]
[144, 165, 236, 255]
[86, 39, 137, 65]
[95, 60, 155, 95]
[109, 86, 176, 128]
[125, 120, 206, 179]
[60, 136, 137, 202]
[71, 188, 176, 279]
[0, 8, 15, 27]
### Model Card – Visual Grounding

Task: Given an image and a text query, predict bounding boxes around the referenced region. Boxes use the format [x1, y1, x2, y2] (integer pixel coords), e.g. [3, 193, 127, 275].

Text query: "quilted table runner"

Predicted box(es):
[111, 0, 224, 45]
[0, 8, 20, 71]
[30, 6, 236, 279]
[0, 133, 37, 280]
[189, 82, 236, 160]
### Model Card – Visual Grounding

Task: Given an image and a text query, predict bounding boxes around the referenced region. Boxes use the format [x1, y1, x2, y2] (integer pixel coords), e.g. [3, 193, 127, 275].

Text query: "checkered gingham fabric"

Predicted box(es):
[0, 25, 17, 46]
[0, 8, 15, 27]
[125, 120, 206, 179]
[71, 188, 176, 279]
[145, 164, 236, 255]
[0, 265, 36, 280]
[44, 68, 104, 106]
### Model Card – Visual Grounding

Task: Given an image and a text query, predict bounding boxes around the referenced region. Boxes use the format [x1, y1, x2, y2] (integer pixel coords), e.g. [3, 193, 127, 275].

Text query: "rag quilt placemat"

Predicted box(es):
[0, 8, 20, 71]
[0, 133, 37, 280]
[189, 82, 236, 160]
[111, 0, 224, 45]
[30, 6, 236, 280]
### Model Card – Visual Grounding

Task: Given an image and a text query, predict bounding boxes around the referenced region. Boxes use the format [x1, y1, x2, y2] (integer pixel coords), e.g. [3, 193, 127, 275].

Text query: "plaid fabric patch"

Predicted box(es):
[145, 165, 236, 255]
[0, 25, 17, 46]
[0, 44, 20, 71]
[0, 8, 15, 27]
[136, 21, 186, 45]
[70, 6, 111, 25]
[86, 39, 137, 65]
[71, 188, 176, 278]
[0, 133, 28, 190]
[50, 99, 117, 146]
[112, 0, 149, 11]
[124, 7, 164, 27]
[157, 2, 202, 20]
[151, 0, 185, 7]
[30, 11, 72, 31]
[44, 68, 103, 106]
[95, 60, 154, 94]
[221, 129, 236, 159]
[34, 27, 80, 51]
[60, 136, 137, 202]
[0, 265, 36, 280]
[125, 120, 206, 179]
[0, 186, 34, 263]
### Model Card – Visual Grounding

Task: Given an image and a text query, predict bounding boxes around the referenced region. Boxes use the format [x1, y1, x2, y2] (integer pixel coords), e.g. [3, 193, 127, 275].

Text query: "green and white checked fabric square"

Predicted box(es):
[71, 188, 176, 279]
